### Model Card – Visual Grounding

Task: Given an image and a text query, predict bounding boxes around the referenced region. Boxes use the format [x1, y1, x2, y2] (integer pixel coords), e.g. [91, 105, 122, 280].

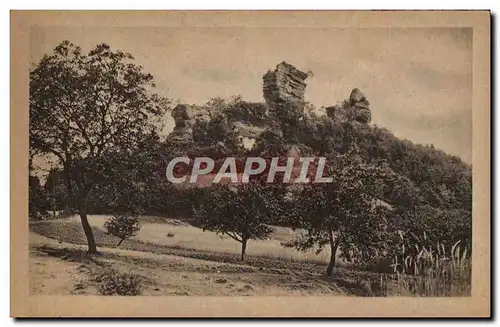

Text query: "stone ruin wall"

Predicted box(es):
[262, 61, 371, 124]
[263, 61, 308, 104]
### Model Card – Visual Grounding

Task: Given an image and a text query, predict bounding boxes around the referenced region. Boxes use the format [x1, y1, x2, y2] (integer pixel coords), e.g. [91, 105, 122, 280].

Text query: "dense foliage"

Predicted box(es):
[29, 175, 51, 220]
[94, 267, 143, 296]
[193, 183, 278, 261]
[30, 40, 169, 252]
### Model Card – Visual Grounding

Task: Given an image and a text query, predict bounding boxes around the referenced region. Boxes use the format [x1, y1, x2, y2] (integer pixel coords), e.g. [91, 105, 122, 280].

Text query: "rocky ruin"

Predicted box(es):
[325, 88, 371, 124]
[348, 88, 371, 124]
[167, 62, 372, 146]
[167, 104, 211, 144]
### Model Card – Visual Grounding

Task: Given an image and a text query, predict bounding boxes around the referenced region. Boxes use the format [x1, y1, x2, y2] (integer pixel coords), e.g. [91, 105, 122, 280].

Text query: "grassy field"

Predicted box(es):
[29, 215, 470, 297]
[29, 230, 379, 296]
[43, 215, 334, 263]
[30, 232, 345, 296]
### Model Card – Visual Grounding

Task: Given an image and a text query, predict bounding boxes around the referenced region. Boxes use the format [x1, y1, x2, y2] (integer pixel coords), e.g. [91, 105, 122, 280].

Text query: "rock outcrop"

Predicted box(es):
[167, 102, 267, 147]
[325, 88, 371, 124]
[263, 62, 308, 104]
[349, 88, 371, 124]
[168, 64, 373, 147]
[167, 104, 210, 144]
[231, 121, 266, 150]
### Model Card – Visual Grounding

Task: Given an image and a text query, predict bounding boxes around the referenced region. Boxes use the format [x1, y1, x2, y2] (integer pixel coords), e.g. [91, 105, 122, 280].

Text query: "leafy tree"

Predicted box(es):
[194, 183, 276, 261]
[189, 96, 250, 155]
[29, 41, 169, 253]
[277, 95, 472, 215]
[339, 124, 472, 211]
[192, 114, 243, 154]
[283, 146, 393, 275]
[104, 214, 141, 246]
[85, 134, 162, 215]
[251, 126, 287, 157]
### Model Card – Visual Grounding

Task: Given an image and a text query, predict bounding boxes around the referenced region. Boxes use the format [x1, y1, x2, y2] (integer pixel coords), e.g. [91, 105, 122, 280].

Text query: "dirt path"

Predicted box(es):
[29, 248, 85, 295]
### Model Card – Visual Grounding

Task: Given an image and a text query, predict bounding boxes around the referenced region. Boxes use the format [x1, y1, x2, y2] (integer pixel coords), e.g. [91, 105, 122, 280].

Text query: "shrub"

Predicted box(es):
[390, 205, 472, 256]
[94, 268, 143, 296]
[193, 183, 275, 261]
[104, 214, 140, 246]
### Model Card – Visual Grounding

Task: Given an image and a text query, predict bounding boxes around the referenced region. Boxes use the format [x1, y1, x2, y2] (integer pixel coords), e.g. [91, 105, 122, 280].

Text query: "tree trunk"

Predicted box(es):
[116, 238, 125, 246]
[326, 231, 340, 276]
[79, 203, 97, 254]
[241, 238, 248, 261]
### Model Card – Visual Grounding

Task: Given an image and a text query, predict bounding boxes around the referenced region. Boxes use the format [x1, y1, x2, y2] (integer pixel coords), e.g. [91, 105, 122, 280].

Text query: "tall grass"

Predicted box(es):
[387, 236, 471, 296]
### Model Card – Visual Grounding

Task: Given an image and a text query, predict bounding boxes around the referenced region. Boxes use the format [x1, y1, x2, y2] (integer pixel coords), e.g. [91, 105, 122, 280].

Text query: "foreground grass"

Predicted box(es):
[30, 220, 340, 275]
[30, 220, 390, 296]
[29, 234, 367, 296]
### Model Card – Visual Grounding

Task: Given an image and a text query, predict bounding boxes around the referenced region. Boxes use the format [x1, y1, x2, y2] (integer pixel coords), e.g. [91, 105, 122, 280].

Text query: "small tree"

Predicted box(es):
[104, 214, 141, 246]
[194, 183, 275, 261]
[283, 146, 394, 276]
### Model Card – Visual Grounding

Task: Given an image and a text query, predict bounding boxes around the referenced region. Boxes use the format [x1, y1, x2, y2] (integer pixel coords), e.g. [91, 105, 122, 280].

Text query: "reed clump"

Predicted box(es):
[387, 232, 471, 296]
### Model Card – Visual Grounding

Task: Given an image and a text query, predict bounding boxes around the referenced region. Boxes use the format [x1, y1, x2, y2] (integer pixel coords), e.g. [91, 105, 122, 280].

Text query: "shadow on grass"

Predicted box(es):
[32, 245, 106, 266]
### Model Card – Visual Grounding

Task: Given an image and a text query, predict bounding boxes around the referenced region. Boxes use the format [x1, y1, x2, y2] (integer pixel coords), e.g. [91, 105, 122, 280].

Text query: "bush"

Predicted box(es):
[104, 214, 140, 246]
[94, 268, 143, 296]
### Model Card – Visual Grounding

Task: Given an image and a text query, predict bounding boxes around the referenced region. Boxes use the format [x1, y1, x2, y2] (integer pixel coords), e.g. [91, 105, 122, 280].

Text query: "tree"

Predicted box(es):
[104, 214, 141, 246]
[30, 41, 169, 253]
[283, 146, 393, 276]
[194, 183, 275, 261]
[341, 123, 472, 212]
[191, 97, 245, 155]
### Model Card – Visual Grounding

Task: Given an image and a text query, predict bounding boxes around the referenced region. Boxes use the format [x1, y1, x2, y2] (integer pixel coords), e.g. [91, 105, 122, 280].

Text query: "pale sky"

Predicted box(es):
[30, 27, 472, 163]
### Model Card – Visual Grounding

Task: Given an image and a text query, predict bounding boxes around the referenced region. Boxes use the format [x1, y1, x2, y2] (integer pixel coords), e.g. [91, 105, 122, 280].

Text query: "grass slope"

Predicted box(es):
[29, 219, 387, 293]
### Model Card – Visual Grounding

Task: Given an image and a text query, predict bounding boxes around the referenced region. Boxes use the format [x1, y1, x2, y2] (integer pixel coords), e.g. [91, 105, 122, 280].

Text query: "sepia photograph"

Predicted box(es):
[11, 10, 490, 317]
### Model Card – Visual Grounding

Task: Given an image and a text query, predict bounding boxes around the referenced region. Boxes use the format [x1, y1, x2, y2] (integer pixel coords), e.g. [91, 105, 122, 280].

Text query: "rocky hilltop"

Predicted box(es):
[167, 61, 372, 146]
